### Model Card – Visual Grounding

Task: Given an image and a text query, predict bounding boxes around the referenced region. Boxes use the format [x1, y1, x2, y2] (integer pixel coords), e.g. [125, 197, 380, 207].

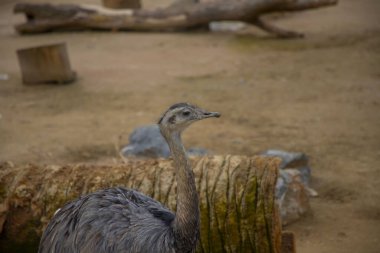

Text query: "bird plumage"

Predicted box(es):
[39, 187, 175, 253]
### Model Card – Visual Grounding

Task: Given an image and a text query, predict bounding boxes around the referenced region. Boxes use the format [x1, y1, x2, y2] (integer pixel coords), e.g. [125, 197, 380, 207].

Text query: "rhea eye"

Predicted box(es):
[182, 111, 191, 117]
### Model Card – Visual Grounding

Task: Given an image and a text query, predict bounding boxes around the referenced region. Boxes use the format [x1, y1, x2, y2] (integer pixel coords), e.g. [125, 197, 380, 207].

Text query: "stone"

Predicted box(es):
[187, 147, 209, 156]
[0, 73, 9, 81]
[276, 169, 311, 225]
[262, 149, 318, 225]
[121, 125, 209, 158]
[262, 149, 311, 185]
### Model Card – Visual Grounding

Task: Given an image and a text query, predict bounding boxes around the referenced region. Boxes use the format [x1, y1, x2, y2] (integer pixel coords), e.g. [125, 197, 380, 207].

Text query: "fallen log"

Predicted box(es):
[0, 155, 288, 253]
[102, 0, 141, 9]
[14, 0, 338, 38]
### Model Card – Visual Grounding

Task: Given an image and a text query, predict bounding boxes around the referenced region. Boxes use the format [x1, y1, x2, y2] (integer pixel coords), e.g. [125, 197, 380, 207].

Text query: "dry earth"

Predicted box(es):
[1, 0, 380, 252]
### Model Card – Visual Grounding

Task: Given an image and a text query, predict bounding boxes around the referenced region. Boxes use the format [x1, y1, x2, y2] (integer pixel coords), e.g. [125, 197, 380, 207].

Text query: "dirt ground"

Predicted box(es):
[1, 0, 379, 252]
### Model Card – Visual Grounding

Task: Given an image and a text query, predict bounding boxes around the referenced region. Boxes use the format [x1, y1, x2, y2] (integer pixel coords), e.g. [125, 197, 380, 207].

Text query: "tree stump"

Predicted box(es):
[16, 43, 76, 85]
[102, 0, 141, 9]
[0, 155, 292, 253]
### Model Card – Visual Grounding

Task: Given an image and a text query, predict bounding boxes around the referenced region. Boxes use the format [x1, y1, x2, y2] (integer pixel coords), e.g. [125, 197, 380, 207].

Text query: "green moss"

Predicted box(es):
[243, 177, 258, 252]
[196, 172, 278, 253]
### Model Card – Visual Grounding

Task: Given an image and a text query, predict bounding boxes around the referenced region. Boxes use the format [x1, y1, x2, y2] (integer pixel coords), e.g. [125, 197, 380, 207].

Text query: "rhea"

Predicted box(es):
[38, 103, 220, 253]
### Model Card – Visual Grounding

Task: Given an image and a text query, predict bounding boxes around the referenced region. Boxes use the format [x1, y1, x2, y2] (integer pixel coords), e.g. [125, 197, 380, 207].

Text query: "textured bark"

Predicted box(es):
[0, 155, 282, 253]
[14, 0, 338, 38]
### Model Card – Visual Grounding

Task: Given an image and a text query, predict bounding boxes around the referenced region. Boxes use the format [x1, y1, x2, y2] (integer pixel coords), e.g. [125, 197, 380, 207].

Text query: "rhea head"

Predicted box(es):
[158, 103, 220, 138]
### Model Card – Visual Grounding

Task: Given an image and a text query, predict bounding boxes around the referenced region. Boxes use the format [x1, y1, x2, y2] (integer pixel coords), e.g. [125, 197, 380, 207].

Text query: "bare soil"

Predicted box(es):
[1, 0, 380, 252]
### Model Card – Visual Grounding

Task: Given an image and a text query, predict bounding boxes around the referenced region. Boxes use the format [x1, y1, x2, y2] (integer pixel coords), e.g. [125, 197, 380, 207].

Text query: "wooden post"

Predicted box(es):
[102, 0, 141, 9]
[16, 43, 76, 85]
[281, 231, 296, 253]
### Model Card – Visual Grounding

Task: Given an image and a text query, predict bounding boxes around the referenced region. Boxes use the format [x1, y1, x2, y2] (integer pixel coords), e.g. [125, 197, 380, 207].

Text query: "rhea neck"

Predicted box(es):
[159, 126, 199, 252]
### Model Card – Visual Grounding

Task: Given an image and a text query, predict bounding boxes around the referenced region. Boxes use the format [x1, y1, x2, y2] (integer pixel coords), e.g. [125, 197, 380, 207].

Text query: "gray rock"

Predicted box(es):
[121, 125, 170, 158]
[261, 149, 308, 169]
[121, 125, 209, 158]
[276, 169, 311, 225]
[261, 149, 311, 185]
[0, 73, 9, 81]
[187, 147, 209, 157]
[262, 149, 317, 225]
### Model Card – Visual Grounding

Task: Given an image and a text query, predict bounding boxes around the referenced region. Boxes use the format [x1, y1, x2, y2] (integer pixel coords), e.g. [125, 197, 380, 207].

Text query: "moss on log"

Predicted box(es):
[0, 155, 281, 253]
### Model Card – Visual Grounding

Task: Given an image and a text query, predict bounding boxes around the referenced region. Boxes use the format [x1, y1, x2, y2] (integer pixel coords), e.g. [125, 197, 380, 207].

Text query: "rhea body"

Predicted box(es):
[38, 103, 220, 253]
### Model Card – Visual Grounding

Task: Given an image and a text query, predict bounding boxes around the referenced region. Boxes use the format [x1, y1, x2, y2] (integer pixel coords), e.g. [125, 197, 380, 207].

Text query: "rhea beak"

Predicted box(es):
[202, 111, 221, 119]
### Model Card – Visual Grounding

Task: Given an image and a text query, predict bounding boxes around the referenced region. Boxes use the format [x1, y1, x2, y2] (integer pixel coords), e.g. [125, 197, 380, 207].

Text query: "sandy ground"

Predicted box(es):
[1, 0, 380, 252]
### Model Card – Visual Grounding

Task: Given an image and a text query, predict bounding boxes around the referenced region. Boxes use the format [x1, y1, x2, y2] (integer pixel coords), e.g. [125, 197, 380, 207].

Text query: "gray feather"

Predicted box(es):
[39, 188, 175, 253]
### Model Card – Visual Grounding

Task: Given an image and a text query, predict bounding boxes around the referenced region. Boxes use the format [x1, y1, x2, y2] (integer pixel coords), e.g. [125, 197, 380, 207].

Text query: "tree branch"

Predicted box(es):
[250, 17, 304, 38]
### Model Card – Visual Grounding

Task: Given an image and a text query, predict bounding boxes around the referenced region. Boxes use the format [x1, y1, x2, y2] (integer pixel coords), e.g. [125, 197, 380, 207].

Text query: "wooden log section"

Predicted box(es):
[0, 155, 295, 253]
[16, 43, 76, 84]
[102, 0, 141, 9]
[281, 231, 296, 253]
[14, 0, 338, 38]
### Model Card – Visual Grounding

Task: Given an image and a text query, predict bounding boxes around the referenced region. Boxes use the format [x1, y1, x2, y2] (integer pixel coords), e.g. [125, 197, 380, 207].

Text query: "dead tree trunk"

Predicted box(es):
[0, 156, 286, 253]
[14, 0, 338, 38]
